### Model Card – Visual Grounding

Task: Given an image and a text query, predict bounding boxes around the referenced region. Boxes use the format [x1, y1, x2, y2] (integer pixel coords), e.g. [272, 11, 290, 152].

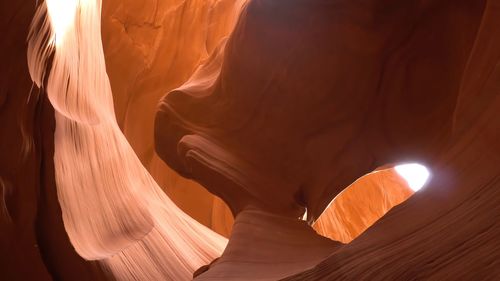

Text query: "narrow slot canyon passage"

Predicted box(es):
[1, 0, 499, 280]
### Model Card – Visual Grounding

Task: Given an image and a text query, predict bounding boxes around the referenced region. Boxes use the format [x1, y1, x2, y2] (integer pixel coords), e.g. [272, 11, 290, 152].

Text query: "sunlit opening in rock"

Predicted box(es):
[395, 163, 430, 192]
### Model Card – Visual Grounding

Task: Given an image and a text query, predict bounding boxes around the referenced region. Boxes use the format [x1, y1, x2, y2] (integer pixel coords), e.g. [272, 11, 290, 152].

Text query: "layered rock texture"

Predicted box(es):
[1, 0, 499, 280]
[1, 1, 109, 280]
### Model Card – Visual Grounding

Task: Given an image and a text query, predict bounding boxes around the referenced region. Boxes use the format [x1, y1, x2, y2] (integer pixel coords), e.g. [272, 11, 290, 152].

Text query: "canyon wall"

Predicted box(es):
[101, 0, 246, 236]
[0, 1, 109, 280]
[155, 0, 499, 279]
[2, 0, 499, 280]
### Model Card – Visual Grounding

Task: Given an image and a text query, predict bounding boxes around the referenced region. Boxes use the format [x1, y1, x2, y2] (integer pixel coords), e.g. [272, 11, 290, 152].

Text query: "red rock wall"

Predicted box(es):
[284, 0, 500, 279]
[154, 0, 499, 279]
[0, 2, 53, 279]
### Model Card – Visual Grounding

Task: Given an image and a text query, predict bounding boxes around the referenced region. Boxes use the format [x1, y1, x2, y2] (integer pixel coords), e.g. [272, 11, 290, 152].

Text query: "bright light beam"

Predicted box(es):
[46, 0, 79, 46]
[395, 163, 430, 192]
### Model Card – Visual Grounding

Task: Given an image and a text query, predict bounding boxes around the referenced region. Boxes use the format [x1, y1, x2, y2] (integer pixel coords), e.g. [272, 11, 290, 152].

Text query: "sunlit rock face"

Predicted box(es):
[0, 2, 110, 280]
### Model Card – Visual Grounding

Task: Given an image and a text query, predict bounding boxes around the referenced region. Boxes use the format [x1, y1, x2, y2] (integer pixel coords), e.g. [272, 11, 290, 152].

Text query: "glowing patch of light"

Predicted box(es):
[46, 0, 79, 46]
[395, 163, 430, 192]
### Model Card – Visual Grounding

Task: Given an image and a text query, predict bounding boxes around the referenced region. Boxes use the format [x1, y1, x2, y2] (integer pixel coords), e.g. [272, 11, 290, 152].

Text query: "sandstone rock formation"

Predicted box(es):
[155, 0, 499, 279]
[27, 1, 230, 279]
[1, 1, 108, 280]
[2, 0, 499, 280]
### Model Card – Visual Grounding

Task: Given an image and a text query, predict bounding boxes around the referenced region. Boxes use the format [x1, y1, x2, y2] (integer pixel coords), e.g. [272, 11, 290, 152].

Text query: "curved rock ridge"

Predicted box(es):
[195, 207, 341, 280]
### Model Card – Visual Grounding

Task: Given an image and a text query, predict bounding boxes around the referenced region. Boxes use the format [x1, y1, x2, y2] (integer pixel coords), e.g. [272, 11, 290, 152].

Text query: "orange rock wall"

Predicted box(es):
[101, 0, 245, 235]
[314, 169, 413, 243]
